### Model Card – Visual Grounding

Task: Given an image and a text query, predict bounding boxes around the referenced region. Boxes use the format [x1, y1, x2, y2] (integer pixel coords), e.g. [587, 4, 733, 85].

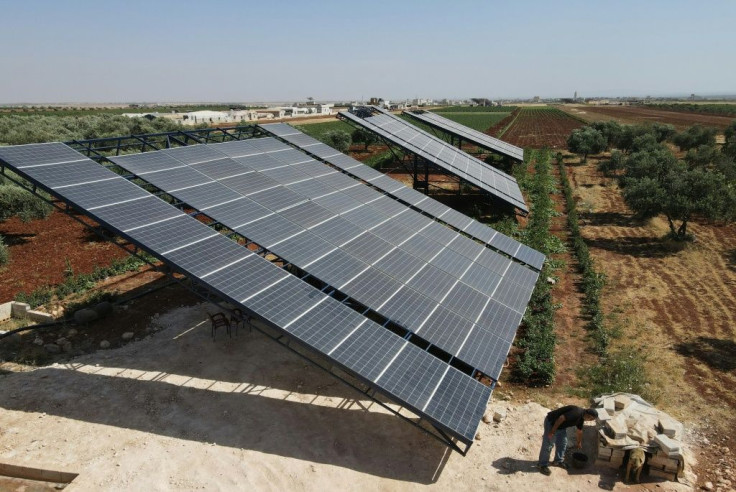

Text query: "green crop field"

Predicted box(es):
[434, 105, 516, 113]
[435, 112, 511, 132]
[294, 120, 354, 140]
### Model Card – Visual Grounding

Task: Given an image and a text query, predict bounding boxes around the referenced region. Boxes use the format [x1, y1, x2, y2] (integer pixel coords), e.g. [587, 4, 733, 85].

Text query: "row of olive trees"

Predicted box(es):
[0, 114, 188, 146]
[567, 120, 736, 240]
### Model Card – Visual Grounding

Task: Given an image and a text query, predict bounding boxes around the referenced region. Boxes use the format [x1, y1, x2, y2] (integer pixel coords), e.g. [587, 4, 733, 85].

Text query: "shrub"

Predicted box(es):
[0, 234, 8, 266]
[323, 130, 351, 153]
[0, 185, 53, 222]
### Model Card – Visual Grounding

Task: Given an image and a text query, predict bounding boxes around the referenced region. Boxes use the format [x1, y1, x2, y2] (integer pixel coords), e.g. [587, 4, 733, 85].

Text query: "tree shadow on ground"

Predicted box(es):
[675, 336, 736, 372]
[581, 211, 646, 228]
[584, 235, 687, 258]
[0, 231, 35, 246]
[726, 248, 736, 272]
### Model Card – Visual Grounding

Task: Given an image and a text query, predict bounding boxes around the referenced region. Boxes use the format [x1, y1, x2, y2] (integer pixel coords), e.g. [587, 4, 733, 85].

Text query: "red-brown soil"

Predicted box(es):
[496, 109, 584, 149]
[562, 105, 735, 130]
[0, 211, 130, 302]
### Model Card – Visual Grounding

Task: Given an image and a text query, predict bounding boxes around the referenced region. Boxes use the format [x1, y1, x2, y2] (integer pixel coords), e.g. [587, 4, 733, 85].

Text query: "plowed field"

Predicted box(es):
[494, 108, 584, 149]
[562, 105, 735, 130]
[567, 157, 736, 484]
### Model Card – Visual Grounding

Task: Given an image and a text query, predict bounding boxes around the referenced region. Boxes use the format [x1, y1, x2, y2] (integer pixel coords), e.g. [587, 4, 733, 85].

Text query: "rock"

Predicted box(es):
[100, 340, 111, 349]
[546, 277, 556, 285]
[57, 337, 67, 345]
[33, 337, 44, 346]
[67, 328, 78, 337]
[482, 413, 493, 424]
[44, 343, 61, 354]
[493, 408, 507, 423]
[475, 433, 481, 441]
[703, 481, 713, 491]
[74, 308, 98, 324]
[93, 301, 113, 317]
[121, 332, 134, 341]
[60, 341, 73, 353]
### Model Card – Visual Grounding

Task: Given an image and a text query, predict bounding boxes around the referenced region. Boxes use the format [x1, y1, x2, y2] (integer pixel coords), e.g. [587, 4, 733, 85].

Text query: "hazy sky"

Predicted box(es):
[1, 0, 734, 103]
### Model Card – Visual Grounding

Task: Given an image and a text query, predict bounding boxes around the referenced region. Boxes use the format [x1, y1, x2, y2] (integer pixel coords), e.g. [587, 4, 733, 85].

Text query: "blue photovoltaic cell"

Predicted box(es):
[191, 158, 251, 180]
[404, 111, 525, 162]
[113, 152, 181, 174]
[20, 160, 114, 189]
[377, 343, 448, 411]
[162, 234, 252, 278]
[330, 325, 407, 382]
[287, 300, 365, 352]
[419, 308, 475, 355]
[307, 249, 368, 288]
[378, 288, 438, 332]
[164, 144, 224, 164]
[424, 368, 491, 442]
[340, 268, 403, 307]
[0, 142, 87, 168]
[124, 215, 217, 254]
[92, 195, 181, 233]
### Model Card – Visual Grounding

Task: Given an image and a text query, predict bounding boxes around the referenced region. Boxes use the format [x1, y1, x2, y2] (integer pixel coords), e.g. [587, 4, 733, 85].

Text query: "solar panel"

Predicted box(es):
[109, 140, 539, 381]
[337, 110, 529, 213]
[258, 123, 545, 271]
[0, 142, 493, 447]
[404, 111, 525, 162]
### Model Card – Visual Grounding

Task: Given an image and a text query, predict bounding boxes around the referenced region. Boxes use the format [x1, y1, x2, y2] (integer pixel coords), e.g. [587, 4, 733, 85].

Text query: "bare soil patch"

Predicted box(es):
[561, 105, 735, 130]
[0, 211, 130, 302]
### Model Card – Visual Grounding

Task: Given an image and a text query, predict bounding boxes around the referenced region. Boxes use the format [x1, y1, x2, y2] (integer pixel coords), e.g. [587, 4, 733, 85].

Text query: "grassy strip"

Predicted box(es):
[14, 254, 154, 310]
[556, 154, 652, 398]
[513, 149, 565, 385]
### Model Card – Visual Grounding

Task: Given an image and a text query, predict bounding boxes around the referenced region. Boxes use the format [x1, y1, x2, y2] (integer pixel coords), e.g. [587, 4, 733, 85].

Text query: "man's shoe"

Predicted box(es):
[540, 465, 552, 476]
[553, 461, 569, 470]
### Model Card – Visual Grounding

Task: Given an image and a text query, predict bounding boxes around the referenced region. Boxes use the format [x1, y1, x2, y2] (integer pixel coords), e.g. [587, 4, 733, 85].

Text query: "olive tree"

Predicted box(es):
[620, 147, 733, 239]
[567, 127, 606, 162]
[323, 130, 352, 153]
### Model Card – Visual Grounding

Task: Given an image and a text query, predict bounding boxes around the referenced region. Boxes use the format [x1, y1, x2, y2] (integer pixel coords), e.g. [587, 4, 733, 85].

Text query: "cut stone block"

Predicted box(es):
[648, 468, 676, 480]
[11, 301, 30, 317]
[653, 434, 681, 454]
[596, 408, 612, 421]
[606, 415, 628, 438]
[658, 416, 683, 439]
[0, 302, 11, 321]
[603, 398, 615, 413]
[598, 447, 613, 457]
[614, 394, 631, 410]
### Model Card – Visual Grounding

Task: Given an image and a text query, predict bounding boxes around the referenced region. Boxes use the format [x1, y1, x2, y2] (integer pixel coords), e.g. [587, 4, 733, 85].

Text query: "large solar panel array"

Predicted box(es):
[259, 123, 545, 271]
[403, 110, 525, 162]
[338, 108, 528, 213]
[110, 138, 539, 380]
[0, 142, 493, 446]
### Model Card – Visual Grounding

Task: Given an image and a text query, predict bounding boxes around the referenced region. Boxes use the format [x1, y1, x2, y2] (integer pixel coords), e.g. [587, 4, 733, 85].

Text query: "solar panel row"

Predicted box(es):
[110, 139, 538, 379]
[338, 109, 529, 212]
[404, 111, 525, 162]
[0, 142, 491, 445]
[259, 123, 545, 271]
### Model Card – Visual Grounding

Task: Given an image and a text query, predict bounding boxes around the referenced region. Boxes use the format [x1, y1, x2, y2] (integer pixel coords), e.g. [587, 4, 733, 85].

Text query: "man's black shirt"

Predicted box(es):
[546, 405, 585, 430]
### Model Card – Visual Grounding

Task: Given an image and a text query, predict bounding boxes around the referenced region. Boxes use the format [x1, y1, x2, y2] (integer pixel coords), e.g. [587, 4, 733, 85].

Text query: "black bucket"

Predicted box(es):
[572, 452, 589, 469]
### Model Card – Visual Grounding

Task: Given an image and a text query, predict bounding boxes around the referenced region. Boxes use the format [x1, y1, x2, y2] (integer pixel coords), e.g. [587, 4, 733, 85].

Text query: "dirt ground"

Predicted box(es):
[0, 211, 129, 302]
[560, 105, 735, 130]
[0, 304, 696, 491]
[565, 156, 736, 489]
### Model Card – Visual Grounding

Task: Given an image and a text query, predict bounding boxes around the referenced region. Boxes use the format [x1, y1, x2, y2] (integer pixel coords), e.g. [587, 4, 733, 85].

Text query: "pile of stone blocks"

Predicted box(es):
[593, 393, 685, 482]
